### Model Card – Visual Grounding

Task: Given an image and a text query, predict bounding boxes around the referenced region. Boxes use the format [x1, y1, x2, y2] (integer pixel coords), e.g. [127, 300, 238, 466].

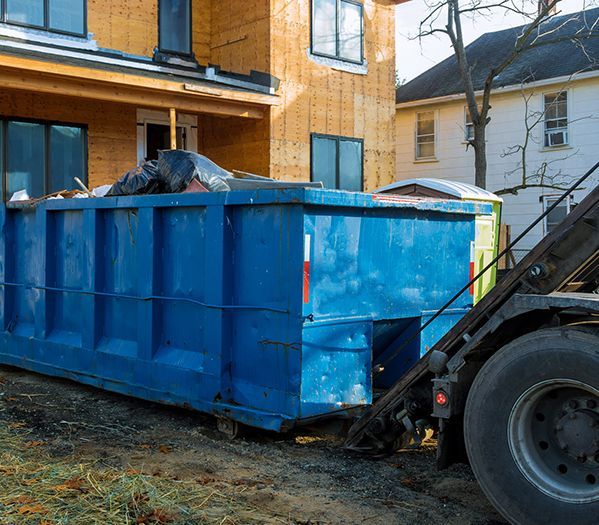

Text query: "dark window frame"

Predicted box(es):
[310, 0, 364, 65]
[0, 116, 88, 201]
[310, 133, 364, 191]
[158, 0, 193, 57]
[0, 0, 88, 38]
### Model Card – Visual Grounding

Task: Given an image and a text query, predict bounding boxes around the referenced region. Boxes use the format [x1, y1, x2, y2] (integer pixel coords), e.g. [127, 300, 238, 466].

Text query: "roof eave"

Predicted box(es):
[396, 69, 599, 109]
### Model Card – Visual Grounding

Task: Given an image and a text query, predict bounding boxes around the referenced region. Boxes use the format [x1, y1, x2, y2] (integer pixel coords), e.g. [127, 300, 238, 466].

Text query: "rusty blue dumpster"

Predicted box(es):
[0, 189, 491, 431]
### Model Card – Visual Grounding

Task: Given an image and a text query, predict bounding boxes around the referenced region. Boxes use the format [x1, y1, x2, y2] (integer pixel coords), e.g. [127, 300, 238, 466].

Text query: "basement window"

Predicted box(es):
[159, 0, 192, 56]
[312, 0, 364, 64]
[311, 134, 363, 191]
[0, 119, 87, 201]
[1, 0, 86, 37]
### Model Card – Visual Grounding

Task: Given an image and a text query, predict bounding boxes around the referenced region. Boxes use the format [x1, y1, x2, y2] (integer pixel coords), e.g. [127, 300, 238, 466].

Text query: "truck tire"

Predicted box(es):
[464, 327, 599, 525]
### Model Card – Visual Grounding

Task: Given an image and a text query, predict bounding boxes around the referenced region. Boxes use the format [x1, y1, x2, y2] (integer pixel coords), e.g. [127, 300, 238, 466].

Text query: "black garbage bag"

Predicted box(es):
[107, 160, 162, 196]
[157, 150, 232, 192]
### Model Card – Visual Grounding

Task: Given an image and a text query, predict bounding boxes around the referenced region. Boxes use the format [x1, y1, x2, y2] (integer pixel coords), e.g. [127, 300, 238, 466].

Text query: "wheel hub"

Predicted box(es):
[508, 379, 599, 504]
[555, 403, 599, 461]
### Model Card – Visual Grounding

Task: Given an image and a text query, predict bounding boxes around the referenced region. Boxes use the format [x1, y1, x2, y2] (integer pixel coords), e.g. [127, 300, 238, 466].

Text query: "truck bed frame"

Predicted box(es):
[346, 172, 599, 459]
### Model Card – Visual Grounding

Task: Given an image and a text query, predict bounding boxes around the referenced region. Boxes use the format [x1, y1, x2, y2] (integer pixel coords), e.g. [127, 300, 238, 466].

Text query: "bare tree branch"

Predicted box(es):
[410, 0, 596, 191]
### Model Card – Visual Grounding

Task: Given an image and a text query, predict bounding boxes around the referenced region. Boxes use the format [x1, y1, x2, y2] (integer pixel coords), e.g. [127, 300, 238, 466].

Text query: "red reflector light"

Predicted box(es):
[435, 391, 449, 407]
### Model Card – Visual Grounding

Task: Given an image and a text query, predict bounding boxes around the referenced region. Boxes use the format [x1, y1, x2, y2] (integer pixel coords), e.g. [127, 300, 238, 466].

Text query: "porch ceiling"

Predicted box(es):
[0, 53, 279, 120]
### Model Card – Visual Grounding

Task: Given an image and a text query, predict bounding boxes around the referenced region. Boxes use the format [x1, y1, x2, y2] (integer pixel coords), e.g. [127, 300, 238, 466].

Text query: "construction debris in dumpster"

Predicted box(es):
[109, 150, 324, 196]
[157, 150, 231, 192]
[7, 151, 324, 205]
[106, 160, 162, 196]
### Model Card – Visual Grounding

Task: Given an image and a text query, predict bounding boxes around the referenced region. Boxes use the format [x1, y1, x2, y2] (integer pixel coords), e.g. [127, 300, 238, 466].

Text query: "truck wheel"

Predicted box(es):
[464, 328, 599, 525]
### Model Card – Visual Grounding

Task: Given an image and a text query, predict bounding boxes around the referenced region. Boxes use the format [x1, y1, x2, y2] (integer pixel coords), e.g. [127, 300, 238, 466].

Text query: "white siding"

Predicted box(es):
[395, 76, 599, 255]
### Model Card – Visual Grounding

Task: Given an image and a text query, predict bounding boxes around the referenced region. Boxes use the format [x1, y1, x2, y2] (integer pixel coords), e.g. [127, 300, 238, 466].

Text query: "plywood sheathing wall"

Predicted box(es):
[88, 0, 211, 62]
[198, 0, 272, 176]
[269, 0, 396, 190]
[0, 90, 137, 188]
[199, 114, 271, 177]
[209, 0, 271, 73]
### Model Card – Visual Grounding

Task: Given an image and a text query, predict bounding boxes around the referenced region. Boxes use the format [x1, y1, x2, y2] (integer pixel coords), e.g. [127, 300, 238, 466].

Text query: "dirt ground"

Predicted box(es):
[0, 365, 506, 525]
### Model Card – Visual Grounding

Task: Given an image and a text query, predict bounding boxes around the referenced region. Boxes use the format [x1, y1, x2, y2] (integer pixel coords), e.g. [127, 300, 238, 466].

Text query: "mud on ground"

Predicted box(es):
[0, 366, 506, 525]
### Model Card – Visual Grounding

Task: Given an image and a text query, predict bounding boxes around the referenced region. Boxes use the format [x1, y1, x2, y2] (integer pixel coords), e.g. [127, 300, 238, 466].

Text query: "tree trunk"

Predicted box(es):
[474, 123, 487, 189]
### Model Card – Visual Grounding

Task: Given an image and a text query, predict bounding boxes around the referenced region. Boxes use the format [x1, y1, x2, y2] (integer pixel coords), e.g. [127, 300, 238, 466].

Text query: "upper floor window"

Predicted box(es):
[312, 0, 364, 64]
[464, 107, 474, 142]
[0, 119, 87, 201]
[1, 0, 86, 37]
[159, 0, 191, 55]
[416, 111, 436, 160]
[311, 134, 363, 191]
[544, 91, 568, 148]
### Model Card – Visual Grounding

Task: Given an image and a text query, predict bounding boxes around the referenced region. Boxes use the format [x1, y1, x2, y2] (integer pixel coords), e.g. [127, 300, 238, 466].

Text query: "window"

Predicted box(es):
[312, 0, 364, 64]
[1, 0, 86, 36]
[542, 194, 574, 234]
[416, 111, 436, 159]
[465, 107, 474, 142]
[0, 119, 87, 201]
[159, 0, 192, 55]
[311, 134, 363, 191]
[544, 92, 568, 147]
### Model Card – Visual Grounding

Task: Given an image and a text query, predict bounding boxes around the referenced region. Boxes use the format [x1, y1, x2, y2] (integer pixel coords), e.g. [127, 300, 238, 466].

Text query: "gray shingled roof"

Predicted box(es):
[396, 7, 599, 104]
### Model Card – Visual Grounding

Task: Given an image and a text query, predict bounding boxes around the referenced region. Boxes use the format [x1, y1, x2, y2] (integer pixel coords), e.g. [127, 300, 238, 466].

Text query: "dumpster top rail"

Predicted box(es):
[5, 187, 492, 216]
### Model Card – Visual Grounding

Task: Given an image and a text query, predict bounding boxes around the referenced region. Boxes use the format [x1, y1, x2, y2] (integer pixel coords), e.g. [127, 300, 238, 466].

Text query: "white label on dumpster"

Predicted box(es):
[304, 234, 311, 303]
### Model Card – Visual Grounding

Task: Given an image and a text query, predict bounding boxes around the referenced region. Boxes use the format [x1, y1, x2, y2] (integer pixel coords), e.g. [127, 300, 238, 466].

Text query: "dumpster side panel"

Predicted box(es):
[300, 206, 476, 407]
[96, 208, 140, 357]
[7, 209, 38, 337]
[229, 204, 303, 418]
[303, 207, 474, 320]
[0, 202, 228, 420]
[300, 319, 372, 417]
[47, 210, 85, 346]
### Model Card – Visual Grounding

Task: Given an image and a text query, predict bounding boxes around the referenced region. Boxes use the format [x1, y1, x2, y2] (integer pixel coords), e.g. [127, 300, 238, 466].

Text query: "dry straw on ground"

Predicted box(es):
[0, 423, 285, 525]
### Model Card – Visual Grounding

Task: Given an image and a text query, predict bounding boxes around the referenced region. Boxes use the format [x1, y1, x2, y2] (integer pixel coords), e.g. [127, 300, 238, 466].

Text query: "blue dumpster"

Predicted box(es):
[0, 189, 491, 431]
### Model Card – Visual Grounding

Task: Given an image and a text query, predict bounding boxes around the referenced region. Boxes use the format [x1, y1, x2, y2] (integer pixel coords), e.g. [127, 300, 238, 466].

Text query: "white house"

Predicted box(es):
[395, 8, 599, 261]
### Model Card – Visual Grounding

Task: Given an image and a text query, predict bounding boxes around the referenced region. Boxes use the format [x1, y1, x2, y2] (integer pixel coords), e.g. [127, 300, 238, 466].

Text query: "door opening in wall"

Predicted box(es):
[137, 109, 198, 165]
[145, 123, 186, 161]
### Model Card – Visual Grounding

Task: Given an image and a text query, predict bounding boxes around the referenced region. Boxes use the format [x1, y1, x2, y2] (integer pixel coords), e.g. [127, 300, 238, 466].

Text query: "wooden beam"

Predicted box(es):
[0, 53, 278, 119]
[0, 54, 279, 106]
[0, 68, 266, 119]
[169, 108, 177, 150]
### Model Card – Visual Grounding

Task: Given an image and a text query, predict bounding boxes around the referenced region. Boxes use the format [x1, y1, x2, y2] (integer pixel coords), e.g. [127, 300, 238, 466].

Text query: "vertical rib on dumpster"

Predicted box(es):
[0, 206, 6, 332]
[34, 205, 47, 340]
[205, 204, 234, 402]
[137, 207, 157, 361]
[82, 209, 97, 350]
